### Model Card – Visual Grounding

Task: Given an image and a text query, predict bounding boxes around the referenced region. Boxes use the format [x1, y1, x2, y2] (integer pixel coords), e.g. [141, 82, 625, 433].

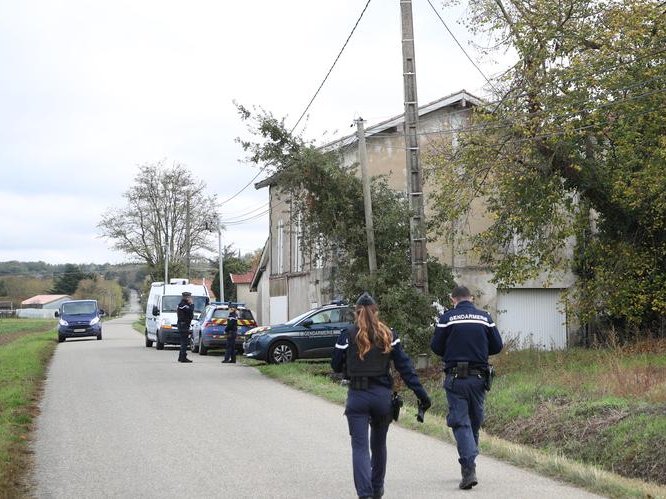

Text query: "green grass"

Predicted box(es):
[132, 317, 144, 335]
[0, 322, 57, 497]
[244, 356, 666, 498]
[0, 318, 55, 336]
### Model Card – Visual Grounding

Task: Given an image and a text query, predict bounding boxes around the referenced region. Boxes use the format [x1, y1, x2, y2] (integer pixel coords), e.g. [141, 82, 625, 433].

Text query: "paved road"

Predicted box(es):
[32, 313, 602, 498]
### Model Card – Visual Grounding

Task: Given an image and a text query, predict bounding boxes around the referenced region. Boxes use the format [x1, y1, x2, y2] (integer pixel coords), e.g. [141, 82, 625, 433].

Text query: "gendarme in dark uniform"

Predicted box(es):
[430, 285, 503, 489]
[222, 307, 238, 364]
[176, 291, 194, 363]
[332, 292, 431, 499]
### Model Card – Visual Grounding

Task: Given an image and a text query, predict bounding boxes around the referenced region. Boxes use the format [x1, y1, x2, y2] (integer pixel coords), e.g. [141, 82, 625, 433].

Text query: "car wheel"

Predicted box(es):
[191, 336, 199, 353]
[269, 341, 296, 364]
[58, 335, 65, 343]
[199, 337, 208, 356]
[156, 332, 165, 350]
[145, 331, 153, 348]
[97, 333, 102, 340]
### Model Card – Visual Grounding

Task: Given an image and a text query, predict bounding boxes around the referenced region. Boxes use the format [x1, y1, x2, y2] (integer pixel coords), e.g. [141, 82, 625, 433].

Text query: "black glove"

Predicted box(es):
[416, 395, 432, 423]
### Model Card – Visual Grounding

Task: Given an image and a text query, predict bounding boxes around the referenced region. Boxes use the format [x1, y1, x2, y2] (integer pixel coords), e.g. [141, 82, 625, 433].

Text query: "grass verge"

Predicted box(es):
[132, 317, 144, 335]
[0, 321, 57, 498]
[246, 359, 666, 499]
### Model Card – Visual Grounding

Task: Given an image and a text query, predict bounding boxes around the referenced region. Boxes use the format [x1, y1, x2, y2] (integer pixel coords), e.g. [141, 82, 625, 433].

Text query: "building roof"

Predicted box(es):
[255, 89, 483, 190]
[21, 294, 71, 306]
[230, 271, 255, 285]
[250, 239, 270, 291]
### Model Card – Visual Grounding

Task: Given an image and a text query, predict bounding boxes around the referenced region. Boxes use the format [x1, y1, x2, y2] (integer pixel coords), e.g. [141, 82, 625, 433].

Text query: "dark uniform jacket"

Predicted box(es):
[430, 300, 503, 370]
[332, 326, 428, 400]
[176, 299, 194, 333]
[225, 311, 238, 338]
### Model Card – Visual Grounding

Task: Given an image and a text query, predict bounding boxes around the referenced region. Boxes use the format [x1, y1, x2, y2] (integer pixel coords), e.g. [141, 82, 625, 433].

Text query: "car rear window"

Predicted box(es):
[212, 309, 255, 321]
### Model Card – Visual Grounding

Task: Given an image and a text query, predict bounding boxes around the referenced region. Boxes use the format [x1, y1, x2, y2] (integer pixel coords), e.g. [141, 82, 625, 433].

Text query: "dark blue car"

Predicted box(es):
[191, 304, 257, 355]
[55, 300, 105, 342]
[243, 304, 354, 363]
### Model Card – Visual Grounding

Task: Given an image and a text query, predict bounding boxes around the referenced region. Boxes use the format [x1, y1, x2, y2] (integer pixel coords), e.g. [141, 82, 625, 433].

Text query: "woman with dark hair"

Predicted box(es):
[332, 292, 431, 499]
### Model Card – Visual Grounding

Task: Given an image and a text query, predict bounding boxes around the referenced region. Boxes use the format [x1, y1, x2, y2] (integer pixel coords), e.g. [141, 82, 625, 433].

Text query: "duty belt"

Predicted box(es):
[446, 367, 486, 377]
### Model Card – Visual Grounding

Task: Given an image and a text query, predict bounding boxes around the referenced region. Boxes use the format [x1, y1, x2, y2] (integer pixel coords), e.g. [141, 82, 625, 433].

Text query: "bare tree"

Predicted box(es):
[98, 160, 218, 278]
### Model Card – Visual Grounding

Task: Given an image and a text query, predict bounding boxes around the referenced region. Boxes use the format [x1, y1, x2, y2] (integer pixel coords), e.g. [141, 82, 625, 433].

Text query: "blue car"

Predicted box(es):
[191, 303, 257, 355]
[243, 304, 354, 363]
[55, 300, 105, 342]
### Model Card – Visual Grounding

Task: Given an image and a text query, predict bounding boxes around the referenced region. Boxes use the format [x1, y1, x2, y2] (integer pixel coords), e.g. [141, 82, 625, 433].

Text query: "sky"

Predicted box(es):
[0, 0, 512, 267]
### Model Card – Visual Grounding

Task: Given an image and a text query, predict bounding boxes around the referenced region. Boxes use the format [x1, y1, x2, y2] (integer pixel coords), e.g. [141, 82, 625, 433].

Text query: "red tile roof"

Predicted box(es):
[230, 271, 255, 285]
[21, 294, 71, 306]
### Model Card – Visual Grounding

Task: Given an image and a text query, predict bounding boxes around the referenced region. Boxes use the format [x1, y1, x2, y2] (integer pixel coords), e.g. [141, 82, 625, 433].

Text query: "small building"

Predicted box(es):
[230, 270, 258, 317]
[21, 294, 72, 310]
[18, 294, 72, 319]
[250, 239, 271, 326]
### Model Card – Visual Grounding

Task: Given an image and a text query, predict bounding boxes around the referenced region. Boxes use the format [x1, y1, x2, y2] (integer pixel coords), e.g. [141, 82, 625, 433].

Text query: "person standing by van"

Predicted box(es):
[222, 307, 238, 364]
[177, 292, 194, 363]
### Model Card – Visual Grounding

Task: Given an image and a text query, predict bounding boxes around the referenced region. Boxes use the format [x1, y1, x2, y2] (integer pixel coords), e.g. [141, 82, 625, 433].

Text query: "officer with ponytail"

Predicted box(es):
[332, 292, 431, 499]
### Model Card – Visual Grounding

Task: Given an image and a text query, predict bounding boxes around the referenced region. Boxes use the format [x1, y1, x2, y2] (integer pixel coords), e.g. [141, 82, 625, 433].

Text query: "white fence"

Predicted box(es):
[16, 309, 59, 319]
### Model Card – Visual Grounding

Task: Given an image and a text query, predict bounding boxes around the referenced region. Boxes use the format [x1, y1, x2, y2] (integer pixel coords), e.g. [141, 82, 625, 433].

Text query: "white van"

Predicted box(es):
[144, 279, 210, 350]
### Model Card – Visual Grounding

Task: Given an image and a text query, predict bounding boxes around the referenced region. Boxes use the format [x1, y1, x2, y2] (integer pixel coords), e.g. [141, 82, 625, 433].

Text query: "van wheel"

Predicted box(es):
[145, 331, 153, 348]
[191, 337, 199, 353]
[97, 333, 102, 340]
[156, 334, 165, 350]
[58, 335, 65, 343]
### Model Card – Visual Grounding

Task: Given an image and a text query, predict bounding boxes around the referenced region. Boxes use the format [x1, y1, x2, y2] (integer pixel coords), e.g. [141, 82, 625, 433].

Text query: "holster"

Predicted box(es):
[349, 377, 369, 390]
[456, 361, 469, 379]
[391, 392, 403, 421]
[484, 365, 496, 391]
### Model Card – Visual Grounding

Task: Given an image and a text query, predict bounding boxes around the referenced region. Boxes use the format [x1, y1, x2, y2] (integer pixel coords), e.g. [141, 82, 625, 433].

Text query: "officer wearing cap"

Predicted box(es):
[222, 307, 238, 364]
[176, 291, 194, 363]
[332, 292, 431, 499]
[430, 285, 503, 489]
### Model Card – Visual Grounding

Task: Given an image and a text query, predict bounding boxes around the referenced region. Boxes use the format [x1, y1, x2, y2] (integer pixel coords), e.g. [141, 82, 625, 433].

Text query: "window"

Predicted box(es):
[277, 220, 284, 274]
[293, 214, 303, 272]
[309, 311, 332, 324]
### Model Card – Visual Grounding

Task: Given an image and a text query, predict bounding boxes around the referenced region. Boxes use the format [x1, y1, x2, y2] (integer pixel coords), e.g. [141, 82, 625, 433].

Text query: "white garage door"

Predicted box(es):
[496, 289, 567, 350]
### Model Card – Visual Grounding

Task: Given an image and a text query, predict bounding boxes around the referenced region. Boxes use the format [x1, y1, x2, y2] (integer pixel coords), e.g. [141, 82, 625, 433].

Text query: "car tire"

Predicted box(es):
[58, 335, 65, 343]
[199, 337, 208, 356]
[191, 336, 199, 353]
[268, 341, 297, 364]
[156, 333, 165, 350]
[145, 331, 153, 348]
[97, 333, 102, 340]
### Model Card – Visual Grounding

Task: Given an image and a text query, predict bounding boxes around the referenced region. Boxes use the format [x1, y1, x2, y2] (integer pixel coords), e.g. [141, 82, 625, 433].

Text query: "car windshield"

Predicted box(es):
[212, 309, 255, 321]
[62, 301, 97, 315]
[162, 295, 208, 313]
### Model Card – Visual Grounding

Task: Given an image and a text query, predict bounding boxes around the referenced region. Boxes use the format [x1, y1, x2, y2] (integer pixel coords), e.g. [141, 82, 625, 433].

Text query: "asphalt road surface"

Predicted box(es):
[32, 313, 602, 498]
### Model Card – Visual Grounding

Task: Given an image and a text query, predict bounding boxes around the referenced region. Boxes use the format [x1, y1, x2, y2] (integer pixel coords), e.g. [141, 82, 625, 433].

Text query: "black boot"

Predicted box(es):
[372, 487, 384, 498]
[459, 464, 478, 490]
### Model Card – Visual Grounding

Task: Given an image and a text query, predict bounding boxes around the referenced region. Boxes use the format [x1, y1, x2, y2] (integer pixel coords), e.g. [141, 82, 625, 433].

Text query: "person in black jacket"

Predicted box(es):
[176, 291, 194, 363]
[222, 307, 238, 364]
[430, 285, 503, 489]
[332, 292, 431, 499]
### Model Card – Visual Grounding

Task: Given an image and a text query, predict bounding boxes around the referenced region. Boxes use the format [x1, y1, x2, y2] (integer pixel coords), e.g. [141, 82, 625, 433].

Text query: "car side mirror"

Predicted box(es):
[152, 306, 160, 316]
[302, 319, 313, 328]
[99, 309, 105, 317]
[205, 297, 210, 305]
[54, 311, 59, 318]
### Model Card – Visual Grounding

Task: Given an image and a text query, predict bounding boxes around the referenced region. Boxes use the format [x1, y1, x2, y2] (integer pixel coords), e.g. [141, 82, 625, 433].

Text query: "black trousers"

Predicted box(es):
[224, 334, 237, 362]
[178, 330, 189, 361]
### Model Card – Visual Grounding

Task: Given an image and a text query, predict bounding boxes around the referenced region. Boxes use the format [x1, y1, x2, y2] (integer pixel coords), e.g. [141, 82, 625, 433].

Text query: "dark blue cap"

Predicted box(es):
[355, 292, 376, 306]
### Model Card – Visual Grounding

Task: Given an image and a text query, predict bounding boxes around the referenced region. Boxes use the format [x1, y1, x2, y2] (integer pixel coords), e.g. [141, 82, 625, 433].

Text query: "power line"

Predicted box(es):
[425, 0, 497, 92]
[290, 0, 373, 133]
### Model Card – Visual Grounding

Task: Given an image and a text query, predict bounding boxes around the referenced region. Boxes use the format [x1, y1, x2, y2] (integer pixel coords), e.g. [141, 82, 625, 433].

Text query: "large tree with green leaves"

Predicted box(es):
[238, 106, 455, 353]
[98, 161, 218, 280]
[428, 0, 665, 337]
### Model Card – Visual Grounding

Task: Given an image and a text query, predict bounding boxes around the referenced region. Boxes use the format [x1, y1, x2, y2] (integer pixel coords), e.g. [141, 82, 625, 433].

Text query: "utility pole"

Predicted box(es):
[400, 0, 428, 294]
[164, 243, 169, 284]
[217, 219, 225, 302]
[186, 192, 191, 280]
[356, 118, 377, 275]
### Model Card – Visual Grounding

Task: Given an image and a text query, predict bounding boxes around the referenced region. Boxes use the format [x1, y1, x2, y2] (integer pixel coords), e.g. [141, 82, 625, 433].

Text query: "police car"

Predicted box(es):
[190, 302, 257, 355]
[243, 303, 354, 363]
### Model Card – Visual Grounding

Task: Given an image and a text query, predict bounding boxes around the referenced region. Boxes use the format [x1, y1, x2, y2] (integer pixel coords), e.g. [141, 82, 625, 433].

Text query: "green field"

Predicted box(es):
[247, 342, 666, 498]
[0, 319, 57, 497]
